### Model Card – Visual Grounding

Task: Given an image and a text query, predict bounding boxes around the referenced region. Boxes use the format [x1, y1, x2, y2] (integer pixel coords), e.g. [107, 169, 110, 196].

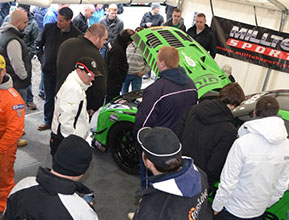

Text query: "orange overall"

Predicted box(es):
[0, 87, 25, 212]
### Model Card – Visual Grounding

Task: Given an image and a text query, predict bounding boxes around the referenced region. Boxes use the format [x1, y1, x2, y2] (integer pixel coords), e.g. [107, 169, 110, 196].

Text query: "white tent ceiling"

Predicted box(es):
[0, 0, 288, 12]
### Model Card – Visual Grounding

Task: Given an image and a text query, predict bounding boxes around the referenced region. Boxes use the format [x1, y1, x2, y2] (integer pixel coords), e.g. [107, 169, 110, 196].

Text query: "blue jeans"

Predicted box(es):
[26, 84, 34, 103]
[15, 87, 27, 104]
[43, 73, 56, 126]
[39, 71, 45, 97]
[214, 209, 263, 220]
[100, 46, 107, 58]
[121, 74, 142, 94]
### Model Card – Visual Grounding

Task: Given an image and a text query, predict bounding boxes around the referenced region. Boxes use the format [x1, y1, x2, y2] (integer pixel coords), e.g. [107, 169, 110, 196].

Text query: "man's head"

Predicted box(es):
[58, 4, 70, 11]
[85, 23, 108, 49]
[75, 57, 102, 85]
[255, 96, 279, 118]
[96, 4, 103, 10]
[120, 29, 135, 45]
[195, 13, 206, 31]
[82, 4, 95, 19]
[107, 4, 118, 20]
[57, 7, 73, 31]
[218, 83, 245, 110]
[17, 4, 30, 15]
[151, 3, 161, 15]
[222, 64, 232, 77]
[137, 127, 182, 174]
[0, 55, 6, 84]
[172, 8, 182, 25]
[52, 135, 92, 181]
[10, 10, 28, 32]
[157, 46, 179, 72]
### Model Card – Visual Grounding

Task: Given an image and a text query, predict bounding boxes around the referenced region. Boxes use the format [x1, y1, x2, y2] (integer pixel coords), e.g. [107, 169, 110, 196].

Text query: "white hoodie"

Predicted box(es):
[212, 116, 289, 218]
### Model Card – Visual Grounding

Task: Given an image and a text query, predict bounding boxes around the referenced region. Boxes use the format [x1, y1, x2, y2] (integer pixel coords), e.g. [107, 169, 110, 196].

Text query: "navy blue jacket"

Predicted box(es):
[134, 67, 198, 138]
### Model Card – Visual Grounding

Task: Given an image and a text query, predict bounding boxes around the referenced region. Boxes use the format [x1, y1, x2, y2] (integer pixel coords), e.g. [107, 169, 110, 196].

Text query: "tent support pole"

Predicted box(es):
[261, 11, 288, 91]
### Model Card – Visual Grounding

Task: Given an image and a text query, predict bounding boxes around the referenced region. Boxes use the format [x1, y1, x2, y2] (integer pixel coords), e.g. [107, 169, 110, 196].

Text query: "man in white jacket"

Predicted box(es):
[50, 57, 102, 156]
[212, 96, 289, 220]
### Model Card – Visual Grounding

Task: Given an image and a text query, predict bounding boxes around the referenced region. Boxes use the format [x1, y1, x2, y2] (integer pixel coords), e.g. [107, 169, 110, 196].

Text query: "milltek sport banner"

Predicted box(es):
[211, 16, 289, 73]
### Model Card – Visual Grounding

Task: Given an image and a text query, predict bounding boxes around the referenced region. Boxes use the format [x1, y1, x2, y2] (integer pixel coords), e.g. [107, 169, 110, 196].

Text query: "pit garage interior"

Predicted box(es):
[0, 0, 289, 219]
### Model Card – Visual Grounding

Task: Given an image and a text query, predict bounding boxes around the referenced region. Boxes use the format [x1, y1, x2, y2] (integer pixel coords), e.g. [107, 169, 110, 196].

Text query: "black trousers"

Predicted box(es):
[106, 81, 122, 103]
[214, 209, 263, 220]
[50, 132, 64, 156]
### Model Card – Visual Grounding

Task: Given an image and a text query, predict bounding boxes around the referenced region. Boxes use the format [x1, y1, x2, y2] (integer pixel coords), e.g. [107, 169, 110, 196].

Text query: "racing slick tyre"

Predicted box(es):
[108, 122, 140, 175]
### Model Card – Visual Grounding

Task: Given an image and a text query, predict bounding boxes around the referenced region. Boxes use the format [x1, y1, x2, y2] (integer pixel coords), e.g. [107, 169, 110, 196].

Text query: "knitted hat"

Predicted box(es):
[137, 127, 182, 167]
[0, 55, 6, 69]
[75, 57, 102, 78]
[151, 3, 161, 10]
[53, 135, 92, 176]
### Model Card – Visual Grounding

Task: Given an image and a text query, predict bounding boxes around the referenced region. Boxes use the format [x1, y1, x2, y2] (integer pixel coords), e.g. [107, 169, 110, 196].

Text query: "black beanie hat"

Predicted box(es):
[53, 135, 92, 176]
[17, 4, 31, 13]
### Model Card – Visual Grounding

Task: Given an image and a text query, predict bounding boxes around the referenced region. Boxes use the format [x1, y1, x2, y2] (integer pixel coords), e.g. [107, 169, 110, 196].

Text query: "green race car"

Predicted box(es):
[92, 26, 230, 174]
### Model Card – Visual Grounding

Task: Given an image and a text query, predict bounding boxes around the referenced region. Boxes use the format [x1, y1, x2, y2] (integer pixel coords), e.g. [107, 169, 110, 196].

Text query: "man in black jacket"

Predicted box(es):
[140, 3, 164, 28]
[162, 8, 186, 32]
[187, 13, 216, 58]
[56, 23, 108, 114]
[105, 29, 135, 103]
[132, 127, 212, 220]
[72, 4, 95, 34]
[36, 7, 80, 131]
[134, 46, 198, 189]
[3, 135, 98, 219]
[175, 83, 245, 188]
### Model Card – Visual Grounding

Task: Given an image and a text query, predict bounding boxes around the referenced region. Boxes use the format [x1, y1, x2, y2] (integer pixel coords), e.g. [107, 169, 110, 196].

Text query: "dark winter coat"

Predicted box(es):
[140, 11, 164, 28]
[133, 158, 212, 220]
[72, 12, 88, 34]
[0, 25, 32, 89]
[56, 36, 108, 111]
[162, 18, 186, 32]
[106, 35, 129, 85]
[134, 67, 198, 137]
[36, 23, 80, 74]
[175, 99, 238, 187]
[4, 167, 97, 219]
[187, 24, 216, 58]
[99, 16, 123, 43]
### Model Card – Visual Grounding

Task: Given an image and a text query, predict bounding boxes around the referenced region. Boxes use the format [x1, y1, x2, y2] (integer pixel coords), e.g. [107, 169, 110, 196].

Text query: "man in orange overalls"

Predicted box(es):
[0, 54, 25, 213]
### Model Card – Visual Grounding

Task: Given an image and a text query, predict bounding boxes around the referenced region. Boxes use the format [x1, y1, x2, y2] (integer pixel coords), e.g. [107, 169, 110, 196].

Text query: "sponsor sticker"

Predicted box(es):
[109, 114, 119, 122]
[12, 104, 24, 110]
[17, 109, 23, 117]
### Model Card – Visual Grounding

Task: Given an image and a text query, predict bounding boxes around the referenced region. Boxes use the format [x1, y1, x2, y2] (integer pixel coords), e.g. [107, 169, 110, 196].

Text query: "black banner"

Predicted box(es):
[211, 16, 289, 73]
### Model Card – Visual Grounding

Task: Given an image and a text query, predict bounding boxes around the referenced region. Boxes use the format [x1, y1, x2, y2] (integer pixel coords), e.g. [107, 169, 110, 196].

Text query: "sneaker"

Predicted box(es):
[17, 139, 27, 147]
[37, 124, 51, 131]
[128, 212, 134, 220]
[27, 102, 37, 110]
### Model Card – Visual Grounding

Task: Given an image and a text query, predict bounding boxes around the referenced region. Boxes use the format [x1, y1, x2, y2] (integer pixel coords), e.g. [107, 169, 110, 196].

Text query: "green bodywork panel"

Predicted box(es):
[131, 26, 231, 98]
[279, 109, 289, 121]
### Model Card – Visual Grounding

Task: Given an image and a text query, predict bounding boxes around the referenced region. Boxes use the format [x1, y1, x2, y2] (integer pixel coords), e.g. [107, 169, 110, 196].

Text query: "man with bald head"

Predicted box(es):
[72, 4, 95, 34]
[56, 23, 108, 114]
[0, 10, 31, 102]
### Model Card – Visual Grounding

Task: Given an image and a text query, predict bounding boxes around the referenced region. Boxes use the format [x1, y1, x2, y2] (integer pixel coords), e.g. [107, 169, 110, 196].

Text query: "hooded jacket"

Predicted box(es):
[133, 158, 212, 220]
[175, 99, 237, 187]
[0, 23, 32, 89]
[140, 11, 164, 28]
[162, 17, 186, 32]
[213, 116, 289, 218]
[187, 24, 216, 58]
[4, 167, 98, 219]
[134, 67, 198, 138]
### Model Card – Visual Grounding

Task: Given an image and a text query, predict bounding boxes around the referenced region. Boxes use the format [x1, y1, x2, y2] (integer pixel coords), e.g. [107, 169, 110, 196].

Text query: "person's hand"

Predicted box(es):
[146, 22, 152, 27]
[137, 72, 145, 77]
[88, 109, 95, 116]
[213, 211, 219, 215]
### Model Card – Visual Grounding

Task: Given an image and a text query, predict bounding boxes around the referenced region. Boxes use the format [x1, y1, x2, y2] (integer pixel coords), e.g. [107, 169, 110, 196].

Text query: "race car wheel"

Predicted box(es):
[108, 122, 140, 175]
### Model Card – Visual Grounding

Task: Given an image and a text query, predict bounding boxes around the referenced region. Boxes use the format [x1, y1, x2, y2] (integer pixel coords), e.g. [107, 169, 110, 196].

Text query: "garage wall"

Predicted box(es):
[182, 0, 289, 95]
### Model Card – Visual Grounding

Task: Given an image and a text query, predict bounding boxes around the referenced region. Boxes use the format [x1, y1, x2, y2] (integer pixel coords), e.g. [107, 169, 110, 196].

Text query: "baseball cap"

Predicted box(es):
[0, 55, 6, 69]
[137, 127, 182, 167]
[75, 57, 102, 78]
[52, 135, 92, 176]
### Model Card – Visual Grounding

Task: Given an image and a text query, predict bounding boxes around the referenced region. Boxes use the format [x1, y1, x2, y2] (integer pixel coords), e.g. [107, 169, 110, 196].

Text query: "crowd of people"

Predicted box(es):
[0, 2, 289, 220]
